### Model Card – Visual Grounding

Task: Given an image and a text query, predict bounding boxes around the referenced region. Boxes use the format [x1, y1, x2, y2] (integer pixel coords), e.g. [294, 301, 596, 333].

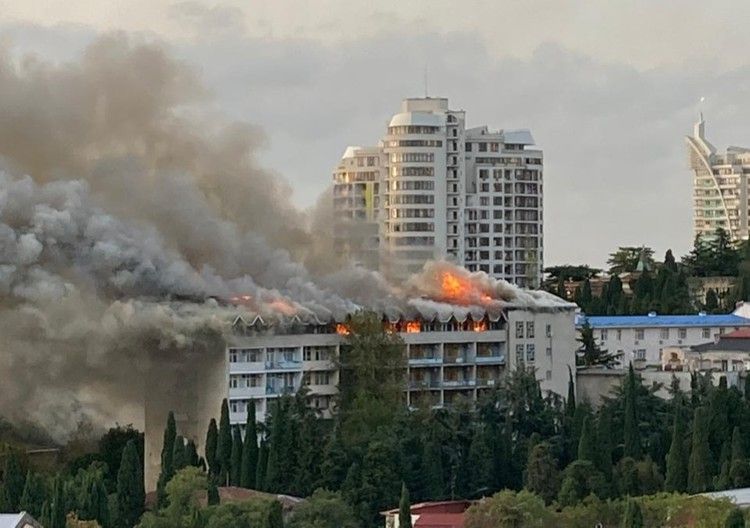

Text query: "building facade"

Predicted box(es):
[226, 306, 575, 426]
[687, 115, 750, 241]
[333, 97, 544, 286]
[576, 310, 750, 369]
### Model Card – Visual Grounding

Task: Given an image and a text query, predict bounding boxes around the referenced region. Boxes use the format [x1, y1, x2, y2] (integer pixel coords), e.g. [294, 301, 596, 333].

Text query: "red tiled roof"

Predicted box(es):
[723, 328, 750, 339]
[415, 512, 465, 528]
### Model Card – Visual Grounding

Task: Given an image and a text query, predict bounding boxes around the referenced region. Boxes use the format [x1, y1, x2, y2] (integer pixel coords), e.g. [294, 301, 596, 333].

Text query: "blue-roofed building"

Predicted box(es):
[575, 305, 750, 368]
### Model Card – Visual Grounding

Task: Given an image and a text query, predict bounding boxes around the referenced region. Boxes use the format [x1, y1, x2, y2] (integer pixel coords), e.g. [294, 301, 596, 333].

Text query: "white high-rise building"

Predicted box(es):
[687, 115, 750, 241]
[332, 97, 544, 286]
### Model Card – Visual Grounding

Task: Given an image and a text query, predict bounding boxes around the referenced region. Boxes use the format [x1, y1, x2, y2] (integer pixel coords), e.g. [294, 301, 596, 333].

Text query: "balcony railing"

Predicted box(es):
[266, 385, 296, 396]
[408, 356, 442, 366]
[409, 380, 442, 389]
[265, 359, 302, 370]
[476, 354, 506, 364]
[442, 379, 476, 388]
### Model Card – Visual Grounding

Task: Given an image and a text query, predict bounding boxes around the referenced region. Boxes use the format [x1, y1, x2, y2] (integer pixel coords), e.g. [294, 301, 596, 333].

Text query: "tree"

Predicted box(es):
[207, 479, 219, 506]
[217, 399, 232, 486]
[287, 488, 360, 528]
[557, 460, 606, 507]
[665, 409, 688, 492]
[524, 442, 560, 505]
[729, 426, 750, 488]
[705, 288, 720, 313]
[596, 407, 614, 480]
[98, 425, 144, 488]
[399, 483, 412, 528]
[465, 489, 550, 528]
[19, 471, 46, 519]
[566, 367, 576, 417]
[577, 415, 596, 463]
[156, 412, 176, 507]
[172, 435, 186, 473]
[577, 322, 621, 368]
[621, 498, 643, 528]
[688, 407, 713, 493]
[116, 440, 144, 528]
[3, 451, 25, 511]
[264, 400, 288, 493]
[724, 508, 745, 528]
[422, 435, 445, 501]
[240, 406, 259, 489]
[205, 419, 218, 478]
[230, 426, 242, 486]
[255, 441, 268, 491]
[608, 246, 654, 275]
[48, 477, 66, 528]
[467, 425, 493, 495]
[623, 364, 641, 459]
[185, 440, 199, 468]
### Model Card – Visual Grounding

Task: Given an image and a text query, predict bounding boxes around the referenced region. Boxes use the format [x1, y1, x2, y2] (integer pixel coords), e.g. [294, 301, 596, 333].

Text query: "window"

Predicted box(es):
[526, 344, 535, 362]
[515, 344, 524, 363]
[677, 328, 686, 339]
[600, 329, 608, 341]
[526, 322, 535, 338]
[545, 324, 552, 337]
[635, 349, 646, 361]
[616, 329, 622, 340]
[545, 370, 552, 381]
[635, 329, 644, 340]
[546, 347, 552, 357]
[660, 328, 669, 340]
[515, 321, 524, 339]
[229, 349, 238, 363]
[702, 327, 711, 339]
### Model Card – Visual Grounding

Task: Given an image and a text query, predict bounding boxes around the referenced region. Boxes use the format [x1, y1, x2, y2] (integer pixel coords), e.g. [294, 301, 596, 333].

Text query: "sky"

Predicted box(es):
[1, 1, 750, 269]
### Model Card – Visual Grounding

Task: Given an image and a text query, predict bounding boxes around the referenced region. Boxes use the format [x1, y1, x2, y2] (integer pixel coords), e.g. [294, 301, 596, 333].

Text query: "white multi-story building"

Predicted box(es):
[687, 114, 750, 241]
[576, 309, 750, 369]
[226, 305, 575, 426]
[333, 97, 544, 286]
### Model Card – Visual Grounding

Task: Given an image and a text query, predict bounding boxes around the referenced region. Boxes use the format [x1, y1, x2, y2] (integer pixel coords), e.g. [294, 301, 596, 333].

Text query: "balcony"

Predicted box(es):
[228, 386, 265, 398]
[266, 384, 296, 396]
[476, 354, 506, 365]
[408, 356, 442, 366]
[442, 379, 476, 388]
[264, 359, 302, 370]
[409, 379, 442, 390]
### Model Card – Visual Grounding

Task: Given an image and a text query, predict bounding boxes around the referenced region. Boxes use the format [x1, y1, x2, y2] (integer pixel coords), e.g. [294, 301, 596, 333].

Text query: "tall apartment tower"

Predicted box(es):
[332, 97, 544, 286]
[687, 115, 750, 241]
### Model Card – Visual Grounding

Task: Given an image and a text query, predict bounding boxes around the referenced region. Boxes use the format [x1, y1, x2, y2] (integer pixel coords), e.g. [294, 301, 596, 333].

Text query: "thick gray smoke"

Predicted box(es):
[0, 34, 566, 439]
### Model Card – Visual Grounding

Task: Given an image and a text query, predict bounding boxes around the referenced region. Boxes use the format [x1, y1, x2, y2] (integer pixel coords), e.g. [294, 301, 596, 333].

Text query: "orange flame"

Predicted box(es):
[405, 321, 421, 333]
[472, 320, 488, 332]
[440, 271, 493, 305]
[335, 323, 350, 336]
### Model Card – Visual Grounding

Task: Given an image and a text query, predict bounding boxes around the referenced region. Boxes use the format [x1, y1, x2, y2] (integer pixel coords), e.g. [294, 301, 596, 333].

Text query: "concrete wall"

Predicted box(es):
[144, 341, 227, 493]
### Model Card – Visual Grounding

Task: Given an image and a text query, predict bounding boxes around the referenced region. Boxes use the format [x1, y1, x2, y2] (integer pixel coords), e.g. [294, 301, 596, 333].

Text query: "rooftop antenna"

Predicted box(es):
[699, 96, 705, 122]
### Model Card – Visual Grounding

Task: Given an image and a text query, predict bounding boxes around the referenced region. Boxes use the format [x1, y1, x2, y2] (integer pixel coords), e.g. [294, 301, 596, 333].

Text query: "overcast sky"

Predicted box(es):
[2, 1, 750, 268]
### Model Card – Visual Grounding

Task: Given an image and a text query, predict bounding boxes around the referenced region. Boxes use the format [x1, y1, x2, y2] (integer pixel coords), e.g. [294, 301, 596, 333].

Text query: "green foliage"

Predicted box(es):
[577, 415, 596, 463]
[623, 364, 642, 459]
[205, 419, 218, 479]
[665, 409, 688, 493]
[524, 442, 560, 505]
[98, 426, 144, 490]
[172, 436, 185, 474]
[688, 407, 713, 493]
[156, 413, 176, 508]
[19, 470, 46, 518]
[207, 479, 219, 507]
[724, 508, 746, 528]
[240, 405, 258, 489]
[3, 451, 25, 510]
[557, 460, 606, 507]
[465, 489, 551, 528]
[287, 488, 360, 528]
[116, 440, 144, 528]
[621, 498, 643, 528]
[229, 427, 242, 486]
[217, 399, 232, 486]
[577, 323, 621, 367]
[608, 247, 654, 275]
[255, 441, 268, 491]
[399, 483, 412, 528]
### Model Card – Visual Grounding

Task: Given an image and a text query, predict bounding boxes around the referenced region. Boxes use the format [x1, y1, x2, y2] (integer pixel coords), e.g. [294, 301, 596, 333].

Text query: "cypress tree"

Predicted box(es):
[205, 418, 218, 477]
[264, 401, 285, 492]
[207, 479, 220, 506]
[525, 441, 560, 505]
[240, 406, 259, 489]
[3, 452, 25, 510]
[217, 399, 232, 485]
[716, 442, 732, 491]
[467, 425, 493, 495]
[172, 435, 186, 473]
[623, 364, 641, 459]
[729, 426, 750, 488]
[621, 498, 644, 528]
[596, 408, 613, 480]
[577, 415, 596, 463]
[665, 409, 688, 492]
[48, 478, 65, 528]
[39, 501, 50, 528]
[157, 411, 176, 506]
[422, 437, 445, 500]
[267, 500, 283, 528]
[688, 407, 713, 493]
[19, 471, 45, 519]
[566, 367, 576, 417]
[724, 508, 745, 528]
[399, 483, 412, 528]
[185, 439, 200, 467]
[230, 426, 242, 486]
[94, 477, 110, 528]
[116, 440, 144, 528]
[256, 440, 269, 491]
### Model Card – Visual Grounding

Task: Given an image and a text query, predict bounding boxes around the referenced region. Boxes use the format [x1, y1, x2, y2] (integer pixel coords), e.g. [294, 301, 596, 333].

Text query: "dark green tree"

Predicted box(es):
[287, 489, 359, 528]
[399, 483, 412, 528]
[724, 508, 745, 528]
[524, 441, 560, 505]
[467, 424, 493, 495]
[205, 418, 218, 478]
[240, 406, 259, 489]
[688, 407, 713, 493]
[19, 471, 45, 519]
[116, 440, 144, 528]
[3, 452, 25, 511]
[623, 364, 642, 459]
[577, 322, 621, 367]
[665, 408, 688, 492]
[48, 477, 65, 528]
[608, 246, 654, 274]
[207, 479, 220, 506]
[217, 399, 232, 486]
[422, 436, 445, 500]
[729, 426, 750, 488]
[172, 435, 186, 473]
[621, 498, 644, 528]
[230, 426, 242, 486]
[596, 407, 614, 480]
[566, 367, 576, 417]
[706, 288, 720, 313]
[264, 400, 287, 492]
[577, 415, 597, 463]
[255, 440, 268, 491]
[157, 411, 176, 506]
[185, 439, 200, 467]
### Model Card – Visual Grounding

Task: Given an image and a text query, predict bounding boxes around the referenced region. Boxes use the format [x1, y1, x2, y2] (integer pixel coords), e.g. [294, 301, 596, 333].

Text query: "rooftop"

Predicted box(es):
[576, 312, 750, 329]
